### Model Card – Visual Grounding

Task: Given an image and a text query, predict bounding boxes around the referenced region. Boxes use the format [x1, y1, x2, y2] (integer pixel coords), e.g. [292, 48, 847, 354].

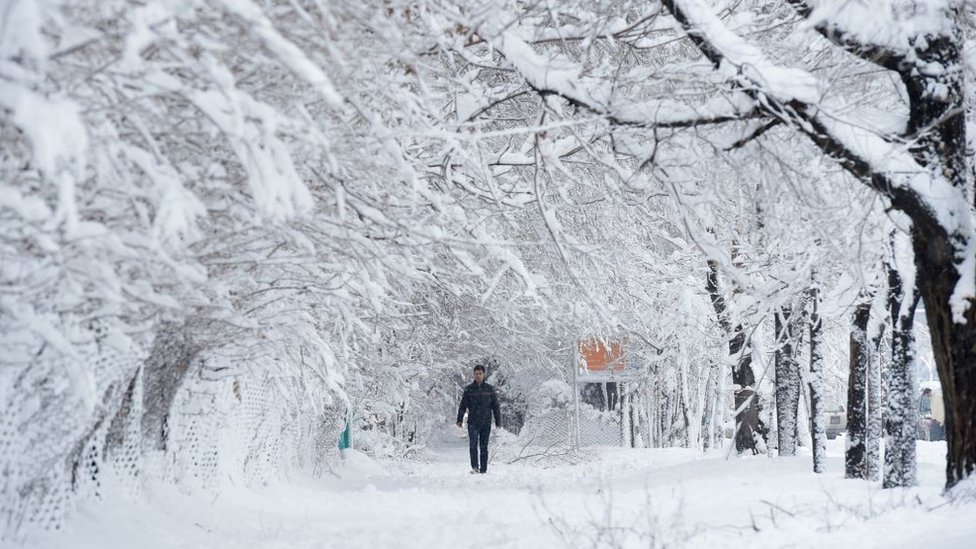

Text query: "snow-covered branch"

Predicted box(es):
[788, 0, 913, 71]
[485, 31, 761, 129]
[790, 0, 960, 73]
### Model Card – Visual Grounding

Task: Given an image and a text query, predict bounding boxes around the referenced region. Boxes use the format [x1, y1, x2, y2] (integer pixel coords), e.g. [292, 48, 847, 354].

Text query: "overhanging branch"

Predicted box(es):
[480, 30, 764, 130]
[787, 0, 906, 72]
[660, 0, 943, 231]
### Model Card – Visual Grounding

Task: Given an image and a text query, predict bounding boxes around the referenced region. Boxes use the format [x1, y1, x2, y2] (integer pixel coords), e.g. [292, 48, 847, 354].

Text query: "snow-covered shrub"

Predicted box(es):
[518, 379, 574, 446]
[533, 380, 574, 414]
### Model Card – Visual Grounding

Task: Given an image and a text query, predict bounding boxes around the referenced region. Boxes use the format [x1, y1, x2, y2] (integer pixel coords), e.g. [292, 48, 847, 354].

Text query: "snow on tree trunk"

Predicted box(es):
[694, 359, 709, 450]
[701, 361, 720, 450]
[678, 344, 691, 448]
[884, 243, 920, 488]
[731, 326, 764, 453]
[706, 260, 764, 454]
[775, 306, 800, 457]
[867, 302, 886, 482]
[622, 384, 633, 448]
[846, 297, 871, 479]
[808, 278, 826, 473]
[678, 343, 703, 449]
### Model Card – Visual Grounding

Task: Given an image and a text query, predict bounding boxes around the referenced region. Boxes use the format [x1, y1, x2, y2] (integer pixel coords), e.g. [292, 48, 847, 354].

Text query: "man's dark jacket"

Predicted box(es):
[457, 381, 501, 427]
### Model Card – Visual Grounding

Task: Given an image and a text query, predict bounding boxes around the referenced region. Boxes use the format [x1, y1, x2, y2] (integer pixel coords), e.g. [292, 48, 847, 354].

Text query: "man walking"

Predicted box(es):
[456, 364, 501, 474]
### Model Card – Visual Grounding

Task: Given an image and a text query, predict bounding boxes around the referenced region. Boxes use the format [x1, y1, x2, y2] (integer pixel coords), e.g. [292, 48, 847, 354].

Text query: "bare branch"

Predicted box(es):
[723, 119, 783, 151]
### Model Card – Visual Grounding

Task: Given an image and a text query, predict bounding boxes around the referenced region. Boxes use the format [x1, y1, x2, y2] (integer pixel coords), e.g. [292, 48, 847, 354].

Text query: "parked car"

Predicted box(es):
[825, 406, 846, 439]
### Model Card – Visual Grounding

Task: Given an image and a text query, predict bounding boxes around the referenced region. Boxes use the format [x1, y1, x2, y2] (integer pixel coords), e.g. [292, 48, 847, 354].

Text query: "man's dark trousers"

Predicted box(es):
[468, 422, 491, 473]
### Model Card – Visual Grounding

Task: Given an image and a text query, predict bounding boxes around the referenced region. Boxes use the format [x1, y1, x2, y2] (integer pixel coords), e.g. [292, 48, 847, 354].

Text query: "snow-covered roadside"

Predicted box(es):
[11, 436, 972, 549]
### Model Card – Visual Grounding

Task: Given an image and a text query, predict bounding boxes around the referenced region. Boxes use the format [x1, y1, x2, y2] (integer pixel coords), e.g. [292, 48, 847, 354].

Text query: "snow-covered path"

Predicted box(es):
[16, 434, 976, 549]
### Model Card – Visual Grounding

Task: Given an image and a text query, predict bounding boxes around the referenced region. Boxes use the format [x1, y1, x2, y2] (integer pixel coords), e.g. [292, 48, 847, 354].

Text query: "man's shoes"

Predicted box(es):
[470, 468, 479, 474]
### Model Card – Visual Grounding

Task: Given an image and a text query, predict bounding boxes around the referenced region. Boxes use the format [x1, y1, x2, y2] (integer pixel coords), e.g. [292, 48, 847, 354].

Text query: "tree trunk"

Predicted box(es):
[730, 331, 763, 454]
[141, 323, 199, 452]
[706, 260, 764, 454]
[622, 384, 634, 448]
[775, 306, 800, 457]
[867, 308, 885, 481]
[884, 249, 921, 488]
[808, 278, 826, 473]
[846, 297, 871, 479]
[678, 349, 693, 448]
[701, 361, 720, 450]
[912, 222, 976, 488]
[900, 24, 976, 489]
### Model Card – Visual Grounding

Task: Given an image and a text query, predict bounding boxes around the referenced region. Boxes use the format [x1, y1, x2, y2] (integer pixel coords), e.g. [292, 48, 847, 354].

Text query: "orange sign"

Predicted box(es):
[578, 339, 624, 371]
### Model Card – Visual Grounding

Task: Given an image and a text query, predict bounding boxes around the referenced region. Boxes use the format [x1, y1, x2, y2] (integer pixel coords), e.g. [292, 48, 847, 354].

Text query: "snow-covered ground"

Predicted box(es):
[13, 431, 974, 549]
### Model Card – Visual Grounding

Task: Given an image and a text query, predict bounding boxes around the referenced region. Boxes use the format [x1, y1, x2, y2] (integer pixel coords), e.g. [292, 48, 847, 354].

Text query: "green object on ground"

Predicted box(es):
[338, 422, 351, 450]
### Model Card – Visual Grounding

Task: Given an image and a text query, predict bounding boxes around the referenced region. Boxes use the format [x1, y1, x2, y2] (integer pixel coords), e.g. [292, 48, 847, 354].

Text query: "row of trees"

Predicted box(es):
[456, 0, 974, 488]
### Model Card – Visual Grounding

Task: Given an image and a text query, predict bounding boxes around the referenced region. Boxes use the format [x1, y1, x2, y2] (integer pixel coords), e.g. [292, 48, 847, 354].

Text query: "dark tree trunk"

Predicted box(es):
[105, 366, 143, 456]
[898, 20, 976, 489]
[846, 298, 871, 479]
[808, 278, 826, 473]
[884, 250, 921, 488]
[730, 330, 763, 453]
[706, 260, 764, 454]
[141, 323, 199, 452]
[775, 306, 800, 456]
[912, 224, 976, 487]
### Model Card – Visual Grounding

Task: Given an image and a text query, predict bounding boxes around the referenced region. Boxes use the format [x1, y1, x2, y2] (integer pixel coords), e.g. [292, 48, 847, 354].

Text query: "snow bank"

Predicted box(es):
[21, 439, 975, 549]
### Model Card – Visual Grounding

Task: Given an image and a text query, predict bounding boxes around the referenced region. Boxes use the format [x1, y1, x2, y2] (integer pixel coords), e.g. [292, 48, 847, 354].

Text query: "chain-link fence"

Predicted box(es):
[491, 378, 627, 465]
[1, 336, 342, 542]
[164, 360, 342, 491]
[0, 320, 146, 538]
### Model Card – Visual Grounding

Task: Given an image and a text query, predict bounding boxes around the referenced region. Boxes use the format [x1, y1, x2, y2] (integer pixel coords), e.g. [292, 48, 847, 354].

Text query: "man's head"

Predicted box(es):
[473, 364, 485, 383]
[923, 388, 932, 396]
